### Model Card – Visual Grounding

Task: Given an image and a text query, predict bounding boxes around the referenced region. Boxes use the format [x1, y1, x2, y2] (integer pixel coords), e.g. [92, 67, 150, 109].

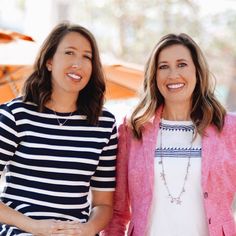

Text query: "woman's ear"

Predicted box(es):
[46, 59, 52, 71]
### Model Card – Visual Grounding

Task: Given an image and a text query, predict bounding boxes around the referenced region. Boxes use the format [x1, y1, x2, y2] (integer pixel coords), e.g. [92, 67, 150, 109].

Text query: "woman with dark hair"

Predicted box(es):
[0, 22, 117, 236]
[102, 33, 236, 236]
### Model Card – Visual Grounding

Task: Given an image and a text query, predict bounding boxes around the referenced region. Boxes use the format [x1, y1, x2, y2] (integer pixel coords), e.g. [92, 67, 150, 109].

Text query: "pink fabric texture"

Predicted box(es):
[102, 107, 236, 236]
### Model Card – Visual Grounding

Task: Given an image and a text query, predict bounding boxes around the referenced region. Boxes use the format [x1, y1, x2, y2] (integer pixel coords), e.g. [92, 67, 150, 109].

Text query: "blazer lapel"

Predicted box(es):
[201, 126, 218, 189]
[142, 108, 162, 189]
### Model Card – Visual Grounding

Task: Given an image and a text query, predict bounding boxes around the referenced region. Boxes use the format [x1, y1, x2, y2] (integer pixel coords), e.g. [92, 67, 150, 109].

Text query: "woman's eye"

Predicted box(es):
[84, 55, 92, 60]
[159, 64, 168, 69]
[65, 51, 74, 55]
[178, 63, 187, 67]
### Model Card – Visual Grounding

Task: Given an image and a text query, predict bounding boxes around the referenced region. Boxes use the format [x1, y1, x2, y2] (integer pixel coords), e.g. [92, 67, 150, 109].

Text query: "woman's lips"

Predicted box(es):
[67, 73, 82, 81]
[167, 83, 184, 89]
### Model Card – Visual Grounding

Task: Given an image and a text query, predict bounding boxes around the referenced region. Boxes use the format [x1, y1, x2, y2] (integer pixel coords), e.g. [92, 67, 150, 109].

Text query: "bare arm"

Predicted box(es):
[84, 190, 114, 234]
[0, 202, 62, 236]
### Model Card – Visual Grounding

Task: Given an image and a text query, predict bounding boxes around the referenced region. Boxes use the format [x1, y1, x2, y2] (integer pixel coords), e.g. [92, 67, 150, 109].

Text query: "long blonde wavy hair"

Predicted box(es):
[130, 33, 226, 139]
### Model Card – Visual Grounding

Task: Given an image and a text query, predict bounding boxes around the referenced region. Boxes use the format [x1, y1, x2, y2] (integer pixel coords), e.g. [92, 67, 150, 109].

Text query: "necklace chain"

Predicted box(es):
[53, 110, 73, 126]
[159, 122, 194, 205]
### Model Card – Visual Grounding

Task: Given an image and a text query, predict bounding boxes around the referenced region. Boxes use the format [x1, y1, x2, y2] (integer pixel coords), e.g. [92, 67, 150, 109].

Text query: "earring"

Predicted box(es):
[47, 65, 52, 71]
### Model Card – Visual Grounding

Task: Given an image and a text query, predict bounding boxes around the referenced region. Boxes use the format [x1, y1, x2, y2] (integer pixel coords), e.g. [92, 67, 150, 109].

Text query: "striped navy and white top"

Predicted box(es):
[0, 98, 117, 235]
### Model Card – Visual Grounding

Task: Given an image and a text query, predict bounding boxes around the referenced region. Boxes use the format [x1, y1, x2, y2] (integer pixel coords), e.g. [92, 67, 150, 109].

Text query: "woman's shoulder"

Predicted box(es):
[0, 97, 37, 112]
[225, 112, 236, 125]
[219, 112, 236, 136]
[101, 107, 116, 119]
[100, 107, 118, 127]
[0, 97, 26, 122]
[117, 117, 134, 138]
[0, 97, 23, 111]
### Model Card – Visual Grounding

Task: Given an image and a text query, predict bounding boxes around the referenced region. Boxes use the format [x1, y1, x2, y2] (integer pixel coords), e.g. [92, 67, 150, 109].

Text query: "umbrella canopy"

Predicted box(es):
[0, 29, 37, 103]
[0, 29, 34, 43]
[0, 29, 38, 66]
[103, 64, 143, 99]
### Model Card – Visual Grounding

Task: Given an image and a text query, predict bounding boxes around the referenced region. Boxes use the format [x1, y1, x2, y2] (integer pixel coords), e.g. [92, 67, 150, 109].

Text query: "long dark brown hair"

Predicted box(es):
[131, 33, 226, 139]
[23, 21, 105, 125]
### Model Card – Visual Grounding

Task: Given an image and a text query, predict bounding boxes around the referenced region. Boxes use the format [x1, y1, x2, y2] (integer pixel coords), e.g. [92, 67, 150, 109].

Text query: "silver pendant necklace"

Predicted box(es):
[53, 110, 73, 126]
[159, 122, 195, 205]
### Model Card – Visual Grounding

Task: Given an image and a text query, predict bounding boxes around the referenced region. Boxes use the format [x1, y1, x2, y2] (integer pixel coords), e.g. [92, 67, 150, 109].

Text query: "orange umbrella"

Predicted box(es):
[103, 64, 143, 100]
[0, 29, 38, 103]
[0, 32, 13, 43]
[0, 29, 38, 66]
[0, 29, 34, 42]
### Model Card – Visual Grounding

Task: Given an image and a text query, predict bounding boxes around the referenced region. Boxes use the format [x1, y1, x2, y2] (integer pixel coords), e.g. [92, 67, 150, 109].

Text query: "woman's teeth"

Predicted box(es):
[167, 83, 184, 89]
[68, 73, 82, 80]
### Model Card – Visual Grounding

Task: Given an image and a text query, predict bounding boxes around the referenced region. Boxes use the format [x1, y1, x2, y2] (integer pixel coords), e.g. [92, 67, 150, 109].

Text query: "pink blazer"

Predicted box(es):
[102, 108, 236, 236]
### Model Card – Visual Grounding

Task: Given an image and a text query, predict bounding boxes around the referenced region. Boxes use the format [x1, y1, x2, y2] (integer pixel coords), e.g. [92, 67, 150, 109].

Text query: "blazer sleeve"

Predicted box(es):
[224, 114, 236, 191]
[226, 123, 236, 192]
[101, 121, 131, 236]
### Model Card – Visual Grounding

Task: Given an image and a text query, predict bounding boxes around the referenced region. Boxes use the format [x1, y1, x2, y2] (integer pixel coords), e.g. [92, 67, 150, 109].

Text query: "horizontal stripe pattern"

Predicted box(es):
[0, 98, 117, 235]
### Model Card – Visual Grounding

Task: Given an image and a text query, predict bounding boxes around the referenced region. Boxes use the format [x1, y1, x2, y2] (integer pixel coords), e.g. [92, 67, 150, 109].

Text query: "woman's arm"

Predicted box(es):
[0, 201, 63, 235]
[79, 190, 114, 235]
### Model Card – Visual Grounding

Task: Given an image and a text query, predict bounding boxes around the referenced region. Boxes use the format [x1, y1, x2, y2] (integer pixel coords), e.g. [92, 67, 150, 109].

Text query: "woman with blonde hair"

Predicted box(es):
[103, 33, 236, 236]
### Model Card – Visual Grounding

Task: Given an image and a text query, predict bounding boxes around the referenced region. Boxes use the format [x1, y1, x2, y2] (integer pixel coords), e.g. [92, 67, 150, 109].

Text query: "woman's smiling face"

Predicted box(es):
[46, 31, 92, 98]
[156, 44, 197, 108]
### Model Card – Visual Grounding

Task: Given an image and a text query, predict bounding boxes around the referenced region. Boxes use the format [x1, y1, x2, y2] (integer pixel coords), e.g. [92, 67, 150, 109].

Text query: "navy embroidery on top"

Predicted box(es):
[156, 122, 201, 158]
[160, 122, 195, 132]
[155, 147, 201, 158]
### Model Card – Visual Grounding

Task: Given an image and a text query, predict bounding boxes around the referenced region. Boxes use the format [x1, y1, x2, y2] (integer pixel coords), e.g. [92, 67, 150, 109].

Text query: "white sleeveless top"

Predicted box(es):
[148, 119, 209, 236]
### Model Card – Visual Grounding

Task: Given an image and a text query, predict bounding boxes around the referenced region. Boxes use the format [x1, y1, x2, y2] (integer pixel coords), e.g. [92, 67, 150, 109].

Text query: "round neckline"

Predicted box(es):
[44, 106, 78, 116]
[161, 118, 193, 126]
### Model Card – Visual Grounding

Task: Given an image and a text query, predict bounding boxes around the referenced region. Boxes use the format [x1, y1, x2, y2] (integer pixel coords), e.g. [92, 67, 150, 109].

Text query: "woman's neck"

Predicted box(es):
[162, 104, 191, 121]
[46, 93, 77, 113]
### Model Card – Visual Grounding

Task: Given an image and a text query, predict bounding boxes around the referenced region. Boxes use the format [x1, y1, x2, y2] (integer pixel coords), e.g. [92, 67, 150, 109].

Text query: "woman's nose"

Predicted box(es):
[71, 64, 79, 68]
[168, 68, 180, 79]
[71, 58, 83, 68]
